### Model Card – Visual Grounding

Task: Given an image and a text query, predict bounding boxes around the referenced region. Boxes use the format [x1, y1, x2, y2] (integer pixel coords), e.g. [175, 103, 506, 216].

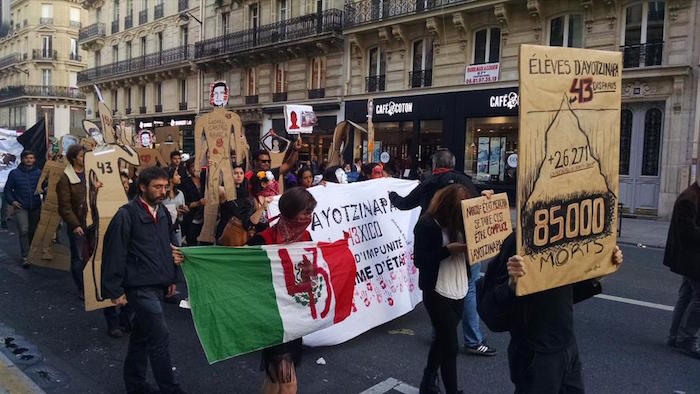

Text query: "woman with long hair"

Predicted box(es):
[247, 187, 317, 394]
[181, 158, 206, 246]
[163, 167, 187, 246]
[296, 167, 314, 189]
[413, 183, 473, 394]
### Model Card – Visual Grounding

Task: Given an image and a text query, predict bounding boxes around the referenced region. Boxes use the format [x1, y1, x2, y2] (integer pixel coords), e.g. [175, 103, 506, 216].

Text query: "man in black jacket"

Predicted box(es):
[102, 167, 184, 394]
[664, 182, 700, 358]
[482, 234, 623, 393]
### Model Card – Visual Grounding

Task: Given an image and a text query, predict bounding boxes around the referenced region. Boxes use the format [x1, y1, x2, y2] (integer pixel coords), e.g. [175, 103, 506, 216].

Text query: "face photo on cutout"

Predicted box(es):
[138, 130, 153, 147]
[209, 81, 229, 107]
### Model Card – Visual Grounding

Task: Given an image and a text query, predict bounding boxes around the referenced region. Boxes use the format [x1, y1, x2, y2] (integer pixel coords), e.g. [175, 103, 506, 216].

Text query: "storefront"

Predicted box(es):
[344, 87, 519, 195]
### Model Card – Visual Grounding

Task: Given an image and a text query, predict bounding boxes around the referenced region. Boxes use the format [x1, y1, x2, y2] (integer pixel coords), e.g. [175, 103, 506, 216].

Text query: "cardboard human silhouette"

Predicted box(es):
[135, 130, 166, 170]
[194, 80, 249, 243]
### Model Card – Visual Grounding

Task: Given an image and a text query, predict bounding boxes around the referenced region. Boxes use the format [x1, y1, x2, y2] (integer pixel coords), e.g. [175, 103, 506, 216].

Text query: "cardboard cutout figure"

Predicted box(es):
[28, 158, 69, 270]
[194, 81, 249, 243]
[260, 129, 290, 169]
[98, 101, 116, 144]
[136, 129, 166, 170]
[328, 121, 354, 167]
[516, 45, 621, 296]
[60, 135, 79, 156]
[155, 126, 180, 164]
[116, 120, 135, 148]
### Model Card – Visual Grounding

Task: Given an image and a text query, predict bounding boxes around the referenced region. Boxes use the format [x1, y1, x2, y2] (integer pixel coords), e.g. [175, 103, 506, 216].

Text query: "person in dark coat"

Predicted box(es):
[5, 150, 42, 266]
[664, 181, 700, 358]
[102, 166, 184, 394]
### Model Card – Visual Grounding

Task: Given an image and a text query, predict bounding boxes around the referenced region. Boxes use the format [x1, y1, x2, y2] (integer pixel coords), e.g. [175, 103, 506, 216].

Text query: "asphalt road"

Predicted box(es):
[0, 226, 697, 394]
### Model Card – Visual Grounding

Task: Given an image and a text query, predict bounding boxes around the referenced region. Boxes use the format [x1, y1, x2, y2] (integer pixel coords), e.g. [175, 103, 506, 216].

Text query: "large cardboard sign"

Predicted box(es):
[284, 105, 316, 134]
[516, 45, 621, 296]
[461, 193, 512, 265]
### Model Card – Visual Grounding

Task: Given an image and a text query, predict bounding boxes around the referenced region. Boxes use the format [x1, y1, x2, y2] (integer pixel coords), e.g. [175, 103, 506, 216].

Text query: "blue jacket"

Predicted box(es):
[5, 164, 42, 211]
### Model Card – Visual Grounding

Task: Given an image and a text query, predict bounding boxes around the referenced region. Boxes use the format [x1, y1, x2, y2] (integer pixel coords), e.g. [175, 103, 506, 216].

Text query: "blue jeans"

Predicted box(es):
[669, 276, 700, 345]
[462, 263, 484, 347]
[67, 228, 85, 292]
[15, 208, 40, 258]
[124, 286, 179, 394]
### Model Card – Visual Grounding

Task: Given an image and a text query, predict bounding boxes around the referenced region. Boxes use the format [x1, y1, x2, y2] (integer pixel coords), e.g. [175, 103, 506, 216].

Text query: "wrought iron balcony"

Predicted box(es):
[308, 88, 325, 99]
[154, 4, 164, 19]
[77, 45, 193, 83]
[195, 9, 343, 60]
[125, 14, 133, 29]
[0, 85, 85, 101]
[40, 17, 53, 25]
[344, 0, 466, 27]
[409, 69, 432, 88]
[155, 104, 163, 113]
[139, 106, 146, 114]
[32, 49, 57, 61]
[139, 10, 148, 24]
[69, 52, 82, 61]
[70, 20, 81, 29]
[126, 107, 132, 114]
[179, 102, 187, 110]
[79, 23, 106, 43]
[245, 95, 259, 105]
[0, 53, 20, 70]
[273, 92, 288, 102]
[621, 42, 663, 68]
[111, 20, 120, 34]
[179, 0, 189, 12]
[366, 75, 385, 92]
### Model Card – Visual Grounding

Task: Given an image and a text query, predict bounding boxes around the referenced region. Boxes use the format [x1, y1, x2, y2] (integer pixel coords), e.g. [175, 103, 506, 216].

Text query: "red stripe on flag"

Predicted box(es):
[319, 239, 356, 324]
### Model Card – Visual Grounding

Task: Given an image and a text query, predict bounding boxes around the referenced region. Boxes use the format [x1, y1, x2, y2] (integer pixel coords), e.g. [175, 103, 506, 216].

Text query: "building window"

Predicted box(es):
[41, 69, 51, 86]
[180, 26, 188, 46]
[278, 0, 287, 21]
[95, 50, 101, 67]
[249, 5, 258, 30]
[275, 63, 288, 93]
[367, 47, 386, 92]
[111, 90, 118, 111]
[69, 71, 77, 88]
[473, 27, 500, 64]
[619, 109, 633, 176]
[41, 35, 52, 56]
[70, 107, 85, 135]
[126, 0, 133, 14]
[246, 68, 257, 96]
[156, 83, 162, 105]
[641, 108, 662, 176]
[622, 1, 665, 68]
[221, 12, 230, 35]
[310, 56, 326, 90]
[140, 85, 146, 106]
[141, 0, 147, 11]
[126, 87, 132, 109]
[140, 37, 146, 56]
[157, 32, 163, 52]
[411, 38, 433, 88]
[549, 14, 583, 47]
[125, 41, 132, 59]
[41, 4, 53, 18]
[113, 0, 119, 20]
[112, 44, 118, 63]
[70, 38, 78, 59]
[179, 79, 187, 102]
[70, 7, 81, 26]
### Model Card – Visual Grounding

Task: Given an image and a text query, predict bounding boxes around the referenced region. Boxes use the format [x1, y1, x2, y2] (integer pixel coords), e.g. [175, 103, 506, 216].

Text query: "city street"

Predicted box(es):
[0, 227, 697, 394]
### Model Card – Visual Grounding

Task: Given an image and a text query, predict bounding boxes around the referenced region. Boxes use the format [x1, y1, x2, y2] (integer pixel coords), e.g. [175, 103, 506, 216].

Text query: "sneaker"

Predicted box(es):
[465, 342, 497, 356]
[108, 328, 124, 338]
[676, 341, 700, 359]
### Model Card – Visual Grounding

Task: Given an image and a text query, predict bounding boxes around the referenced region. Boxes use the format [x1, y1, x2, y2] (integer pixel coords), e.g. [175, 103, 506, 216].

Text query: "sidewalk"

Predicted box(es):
[0, 351, 45, 394]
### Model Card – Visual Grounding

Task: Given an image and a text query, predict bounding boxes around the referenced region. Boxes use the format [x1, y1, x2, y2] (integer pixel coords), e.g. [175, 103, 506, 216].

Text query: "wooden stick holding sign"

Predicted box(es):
[461, 193, 513, 265]
[516, 44, 622, 296]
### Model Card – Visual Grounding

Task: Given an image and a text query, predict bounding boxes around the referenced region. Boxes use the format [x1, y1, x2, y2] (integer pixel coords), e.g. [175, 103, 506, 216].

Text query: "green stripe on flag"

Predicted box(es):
[180, 246, 284, 363]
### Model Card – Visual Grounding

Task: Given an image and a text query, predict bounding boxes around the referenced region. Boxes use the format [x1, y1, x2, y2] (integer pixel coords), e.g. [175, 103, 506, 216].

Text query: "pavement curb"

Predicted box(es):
[0, 350, 45, 394]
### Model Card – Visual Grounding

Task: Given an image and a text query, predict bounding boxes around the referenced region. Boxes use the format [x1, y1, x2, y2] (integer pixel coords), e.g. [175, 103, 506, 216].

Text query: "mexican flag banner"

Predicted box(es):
[180, 238, 356, 364]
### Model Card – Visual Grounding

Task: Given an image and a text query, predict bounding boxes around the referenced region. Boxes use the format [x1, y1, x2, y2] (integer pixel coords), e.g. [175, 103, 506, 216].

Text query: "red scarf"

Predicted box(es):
[274, 216, 312, 244]
[433, 167, 452, 175]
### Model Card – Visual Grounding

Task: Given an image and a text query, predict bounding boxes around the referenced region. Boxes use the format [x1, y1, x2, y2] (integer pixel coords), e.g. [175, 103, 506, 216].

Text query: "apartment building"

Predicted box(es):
[342, 0, 699, 218]
[0, 0, 87, 137]
[78, 0, 199, 151]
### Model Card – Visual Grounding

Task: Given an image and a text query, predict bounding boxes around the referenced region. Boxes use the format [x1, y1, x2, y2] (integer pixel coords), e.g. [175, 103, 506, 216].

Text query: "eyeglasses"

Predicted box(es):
[259, 159, 271, 163]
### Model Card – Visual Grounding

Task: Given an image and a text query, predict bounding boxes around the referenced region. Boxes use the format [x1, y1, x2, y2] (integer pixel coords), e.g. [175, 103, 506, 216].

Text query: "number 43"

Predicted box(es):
[569, 78, 593, 103]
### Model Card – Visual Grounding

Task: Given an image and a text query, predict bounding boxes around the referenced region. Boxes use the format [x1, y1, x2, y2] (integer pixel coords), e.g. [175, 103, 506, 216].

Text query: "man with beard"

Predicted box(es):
[101, 167, 185, 394]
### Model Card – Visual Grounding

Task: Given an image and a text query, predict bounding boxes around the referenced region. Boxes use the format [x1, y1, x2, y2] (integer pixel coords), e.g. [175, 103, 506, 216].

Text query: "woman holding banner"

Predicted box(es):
[413, 184, 473, 394]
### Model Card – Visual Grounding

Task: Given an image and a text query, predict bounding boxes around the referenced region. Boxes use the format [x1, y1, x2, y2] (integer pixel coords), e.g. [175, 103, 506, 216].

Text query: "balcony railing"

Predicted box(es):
[32, 49, 57, 61]
[139, 10, 148, 24]
[69, 52, 82, 61]
[77, 45, 193, 83]
[0, 53, 20, 69]
[79, 23, 106, 43]
[111, 20, 120, 34]
[344, 0, 466, 27]
[245, 95, 259, 105]
[154, 4, 164, 19]
[139, 106, 146, 114]
[155, 104, 163, 112]
[125, 14, 133, 29]
[366, 75, 385, 92]
[126, 107, 132, 114]
[179, 102, 187, 110]
[308, 88, 325, 99]
[0, 85, 85, 101]
[40, 17, 53, 25]
[195, 9, 343, 59]
[409, 69, 432, 88]
[70, 20, 81, 29]
[621, 42, 663, 68]
[179, 0, 189, 12]
[273, 92, 288, 102]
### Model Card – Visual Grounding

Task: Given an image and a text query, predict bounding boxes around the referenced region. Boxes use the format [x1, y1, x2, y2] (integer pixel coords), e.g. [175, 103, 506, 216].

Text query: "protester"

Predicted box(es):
[663, 181, 700, 358]
[120, 170, 131, 196]
[5, 150, 42, 267]
[480, 234, 623, 393]
[246, 139, 302, 195]
[247, 187, 317, 394]
[181, 158, 205, 246]
[354, 158, 362, 172]
[413, 184, 472, 394]
[248, 170, 277, 232]
[296, 167, 314, 189]
[370, 164, 384, 179]
[169, 150, 182, 171]
[216, 163, 254, 241]
[102, 166, 184, 394]
[163, 167, 187, 246]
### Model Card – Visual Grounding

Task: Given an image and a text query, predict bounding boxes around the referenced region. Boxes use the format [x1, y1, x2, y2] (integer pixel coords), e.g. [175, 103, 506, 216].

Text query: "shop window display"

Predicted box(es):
[464, 116, 517, 185]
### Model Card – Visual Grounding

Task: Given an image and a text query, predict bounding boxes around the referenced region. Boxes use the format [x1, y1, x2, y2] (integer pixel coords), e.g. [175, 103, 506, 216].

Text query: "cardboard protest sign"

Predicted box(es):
[284, 105, 316, 134]
[516, 44, 621, 296]
[461, 193, 512, 265]
[97, 102, 116, 144]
